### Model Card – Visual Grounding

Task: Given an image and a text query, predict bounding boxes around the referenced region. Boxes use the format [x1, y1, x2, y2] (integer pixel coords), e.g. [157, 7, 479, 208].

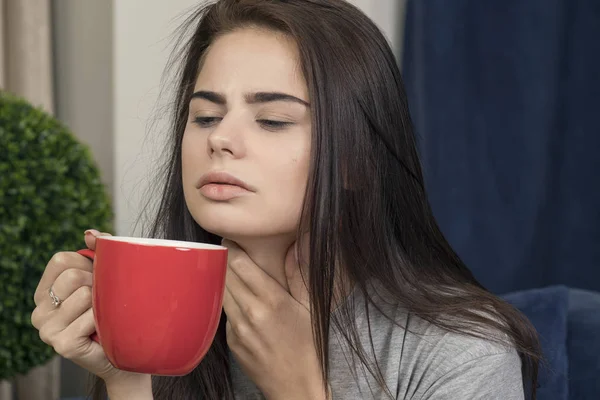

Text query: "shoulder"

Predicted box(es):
[399, 312, 523, 398]
[359, 282, 524, 398]
[334, 282, 524, 398]
[403, 312, 520, 371]
[362, 280, 519, 366]
[405, 314, 516, 365]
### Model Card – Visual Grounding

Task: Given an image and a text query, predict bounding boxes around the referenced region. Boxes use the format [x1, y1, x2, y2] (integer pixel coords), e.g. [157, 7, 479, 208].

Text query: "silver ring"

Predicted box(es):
[48, 287, 62, 307]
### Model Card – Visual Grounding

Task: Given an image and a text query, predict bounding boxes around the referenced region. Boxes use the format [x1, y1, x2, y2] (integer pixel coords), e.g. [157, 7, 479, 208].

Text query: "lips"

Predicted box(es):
[196, 171, 254, 192]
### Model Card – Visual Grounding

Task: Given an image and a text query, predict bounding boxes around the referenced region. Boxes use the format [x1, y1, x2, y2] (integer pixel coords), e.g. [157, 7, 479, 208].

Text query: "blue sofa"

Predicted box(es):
[504, 285, 600, 399]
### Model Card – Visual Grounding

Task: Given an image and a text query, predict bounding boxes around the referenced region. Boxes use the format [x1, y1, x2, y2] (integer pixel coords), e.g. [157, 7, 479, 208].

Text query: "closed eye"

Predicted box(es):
[193, 117, 293, 131]
[258, 119, 293, 131]
[193, 116, 222, 127]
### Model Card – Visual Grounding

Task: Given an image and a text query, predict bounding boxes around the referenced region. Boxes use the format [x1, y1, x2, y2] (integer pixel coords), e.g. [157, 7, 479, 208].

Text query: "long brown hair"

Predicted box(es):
[93, 0, 540, 398]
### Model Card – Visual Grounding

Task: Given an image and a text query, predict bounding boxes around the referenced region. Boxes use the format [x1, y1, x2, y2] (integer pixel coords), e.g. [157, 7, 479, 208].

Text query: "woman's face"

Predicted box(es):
[182, 28, 311, 241]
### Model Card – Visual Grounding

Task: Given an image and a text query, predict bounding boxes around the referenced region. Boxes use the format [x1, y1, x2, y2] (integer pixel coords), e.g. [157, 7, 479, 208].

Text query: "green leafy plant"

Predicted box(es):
[0, 90, 113, 380]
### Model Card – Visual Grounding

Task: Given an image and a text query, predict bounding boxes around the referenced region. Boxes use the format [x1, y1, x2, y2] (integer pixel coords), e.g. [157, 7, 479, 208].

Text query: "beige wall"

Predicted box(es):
[52, 2, 114, 396]
[53, 0, 114, 198]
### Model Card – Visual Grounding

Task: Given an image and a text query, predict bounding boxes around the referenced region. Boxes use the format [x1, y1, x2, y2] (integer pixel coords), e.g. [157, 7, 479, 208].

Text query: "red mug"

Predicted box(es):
[77, 236, 227, 376]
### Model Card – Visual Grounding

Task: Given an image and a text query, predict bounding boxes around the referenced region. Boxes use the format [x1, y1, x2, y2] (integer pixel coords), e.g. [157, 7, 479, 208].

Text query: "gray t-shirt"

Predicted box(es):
[230, 284, 524, 399]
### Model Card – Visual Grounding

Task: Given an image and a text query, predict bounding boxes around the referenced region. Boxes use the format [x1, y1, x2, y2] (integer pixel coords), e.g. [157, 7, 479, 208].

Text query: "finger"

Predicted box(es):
[31, 305, 48, 330]
[34, 252, 93, 306]
[63, 307, 97, 341]
[222, 284, 243, 322]
[84, 229, 112, 251]
[226, 319, 233, 338]
[224, 267, 262, 312]
[38, 268, 93, 312]
[224, 316, 261, 358]
[226, 320, 253, 360]
[42, 286, 93, 336]
[51, 308, 119, 382]
[51, 308, 100, 363]
[32, 267, 91, 326]
[223, 239, 288, 296]
[225, 320, 241, 350]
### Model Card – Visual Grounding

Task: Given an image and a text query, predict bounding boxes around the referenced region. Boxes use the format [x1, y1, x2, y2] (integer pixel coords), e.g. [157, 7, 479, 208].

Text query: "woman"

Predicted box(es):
[31, 0, 541, 399]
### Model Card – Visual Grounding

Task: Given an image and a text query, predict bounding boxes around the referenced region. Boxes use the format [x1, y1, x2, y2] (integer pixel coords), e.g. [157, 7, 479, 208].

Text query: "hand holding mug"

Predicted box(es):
[32, 230, 228, 380]
[31, 230, 144, 386]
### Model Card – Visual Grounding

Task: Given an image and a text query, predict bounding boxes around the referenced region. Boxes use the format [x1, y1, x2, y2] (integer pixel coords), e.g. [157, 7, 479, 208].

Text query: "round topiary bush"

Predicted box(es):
[0, 90, 113, 380]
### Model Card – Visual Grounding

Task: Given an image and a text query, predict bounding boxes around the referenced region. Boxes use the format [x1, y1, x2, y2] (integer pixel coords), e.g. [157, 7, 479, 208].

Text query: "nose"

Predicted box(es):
[206, 116, 245, 159]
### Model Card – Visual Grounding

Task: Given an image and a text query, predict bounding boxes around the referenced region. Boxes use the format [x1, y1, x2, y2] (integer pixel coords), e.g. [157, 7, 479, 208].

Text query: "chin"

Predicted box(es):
[192, 211, 266, 239]
[193, 212, 297, 243]
[185, 195, 301, 239]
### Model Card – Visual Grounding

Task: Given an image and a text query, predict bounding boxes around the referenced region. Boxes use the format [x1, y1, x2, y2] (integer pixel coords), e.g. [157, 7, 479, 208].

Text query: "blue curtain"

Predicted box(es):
[402, 0, 600, 294]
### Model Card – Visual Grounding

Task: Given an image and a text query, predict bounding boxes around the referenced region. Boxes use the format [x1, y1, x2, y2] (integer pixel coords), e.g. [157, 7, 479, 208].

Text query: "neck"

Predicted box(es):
[228, 235, 295, 291]
[224, 234, 355, 307]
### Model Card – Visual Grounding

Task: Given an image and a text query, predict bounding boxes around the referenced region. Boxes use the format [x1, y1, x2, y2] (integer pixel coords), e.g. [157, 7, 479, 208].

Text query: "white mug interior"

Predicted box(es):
[96, 236, 226, 250]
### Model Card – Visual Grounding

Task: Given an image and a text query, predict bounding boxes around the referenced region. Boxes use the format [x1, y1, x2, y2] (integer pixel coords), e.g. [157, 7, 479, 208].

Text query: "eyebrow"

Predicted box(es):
[190, 90, 309, 107]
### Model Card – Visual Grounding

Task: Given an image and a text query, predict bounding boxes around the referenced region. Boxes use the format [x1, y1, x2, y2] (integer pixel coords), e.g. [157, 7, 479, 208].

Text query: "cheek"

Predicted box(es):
[292, 143, 311, 187]
[274, 147, 311, 201]
[292, 156, 310, 193]
[181, 130, 206, 183]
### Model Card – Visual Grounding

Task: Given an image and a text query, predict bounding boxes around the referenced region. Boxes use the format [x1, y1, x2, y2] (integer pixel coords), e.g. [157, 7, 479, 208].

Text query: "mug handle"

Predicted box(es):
[76, 249, 100, 344]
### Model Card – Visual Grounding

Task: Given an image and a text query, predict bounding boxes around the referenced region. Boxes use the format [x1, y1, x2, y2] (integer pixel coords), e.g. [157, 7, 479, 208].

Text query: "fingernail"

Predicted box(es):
[84, 229, 100, 237]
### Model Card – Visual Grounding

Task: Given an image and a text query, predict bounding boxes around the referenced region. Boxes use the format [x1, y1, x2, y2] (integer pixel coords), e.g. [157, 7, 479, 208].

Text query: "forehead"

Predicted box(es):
[194, 27, 308, 99]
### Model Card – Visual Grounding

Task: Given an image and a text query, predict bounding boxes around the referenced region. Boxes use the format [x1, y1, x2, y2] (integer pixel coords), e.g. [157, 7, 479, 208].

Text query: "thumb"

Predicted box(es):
[84, 229, 112, 251]
[284, 238, 310, 311]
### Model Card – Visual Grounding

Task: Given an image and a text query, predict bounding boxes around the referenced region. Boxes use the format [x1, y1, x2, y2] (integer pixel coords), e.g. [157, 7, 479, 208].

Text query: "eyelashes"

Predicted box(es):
[193, 116, 220, 127]
[256, 119, 292, 130]
[193, 116, 293, 131]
